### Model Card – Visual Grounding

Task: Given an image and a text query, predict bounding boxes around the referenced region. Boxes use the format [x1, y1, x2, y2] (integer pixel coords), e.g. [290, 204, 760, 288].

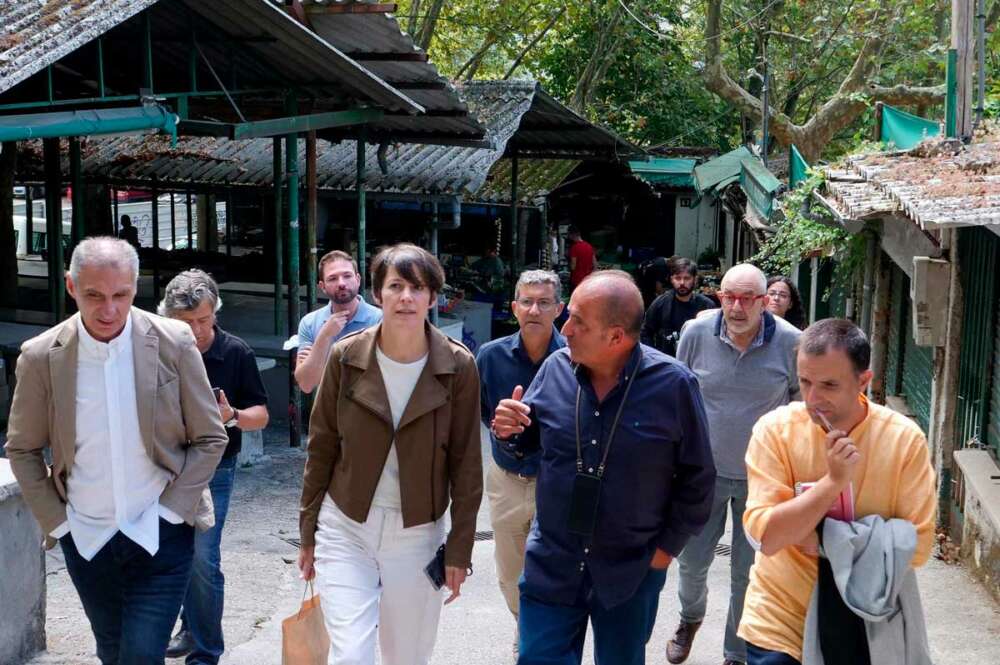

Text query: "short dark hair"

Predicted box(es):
[318, 250, 358, 279]
[799, 318, 871, 374]
[371, 243, 445, 296]
[120, 214, 132, 226]
[567, 225, 581, 237]
[669, 257, 698, 278]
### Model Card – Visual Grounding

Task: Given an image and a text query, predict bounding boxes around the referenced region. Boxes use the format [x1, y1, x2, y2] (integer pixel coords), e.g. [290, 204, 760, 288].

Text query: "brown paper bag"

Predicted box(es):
[281, 582, 330, 665]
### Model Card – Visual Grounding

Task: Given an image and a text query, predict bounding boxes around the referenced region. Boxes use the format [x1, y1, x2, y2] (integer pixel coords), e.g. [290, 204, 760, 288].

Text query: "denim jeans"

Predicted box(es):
[180, 455, 237, 665]
[60, 519, 195, 665]
[677, 476, 754, 663]
[746, 643, 801, 665]
[517, 566, 667, 665]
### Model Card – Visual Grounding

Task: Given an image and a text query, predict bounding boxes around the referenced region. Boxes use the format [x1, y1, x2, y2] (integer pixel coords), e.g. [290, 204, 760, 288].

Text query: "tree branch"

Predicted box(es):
[504, 8, 566, 80]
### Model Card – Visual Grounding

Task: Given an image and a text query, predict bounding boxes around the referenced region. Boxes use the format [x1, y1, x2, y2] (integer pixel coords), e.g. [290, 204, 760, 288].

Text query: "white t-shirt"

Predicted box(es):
[371, 346, 429, 509]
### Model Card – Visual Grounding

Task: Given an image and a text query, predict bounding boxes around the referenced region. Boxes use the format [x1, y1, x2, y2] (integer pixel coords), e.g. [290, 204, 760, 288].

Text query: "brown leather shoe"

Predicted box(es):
[666, 620, 702, 664]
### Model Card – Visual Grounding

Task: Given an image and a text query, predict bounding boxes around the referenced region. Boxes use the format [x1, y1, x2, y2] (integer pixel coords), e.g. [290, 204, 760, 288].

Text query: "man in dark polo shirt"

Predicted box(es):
[476, 269, 565, 660]
[158, 269, 269, 665]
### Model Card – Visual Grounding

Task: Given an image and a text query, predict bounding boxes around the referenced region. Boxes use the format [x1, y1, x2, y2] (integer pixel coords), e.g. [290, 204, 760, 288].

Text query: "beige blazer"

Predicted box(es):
[4, 307, 229, 548]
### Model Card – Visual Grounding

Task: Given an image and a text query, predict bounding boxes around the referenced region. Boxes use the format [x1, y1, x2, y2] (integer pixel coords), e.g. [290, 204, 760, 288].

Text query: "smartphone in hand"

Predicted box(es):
[212, 387, 222, 402]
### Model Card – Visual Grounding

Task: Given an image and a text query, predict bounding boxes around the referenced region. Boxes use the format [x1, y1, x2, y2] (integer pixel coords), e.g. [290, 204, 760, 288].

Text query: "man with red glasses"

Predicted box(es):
[666, 264, 801, 665]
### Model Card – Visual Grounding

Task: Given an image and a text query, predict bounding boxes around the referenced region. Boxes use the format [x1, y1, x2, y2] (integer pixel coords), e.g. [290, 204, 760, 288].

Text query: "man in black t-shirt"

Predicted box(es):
[158, 270, 269, 665]
[641, 257, 716, 356]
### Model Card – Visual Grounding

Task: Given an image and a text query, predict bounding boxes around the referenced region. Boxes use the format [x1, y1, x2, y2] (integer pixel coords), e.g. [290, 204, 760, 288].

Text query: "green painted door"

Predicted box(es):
[957, 227, 999, 451]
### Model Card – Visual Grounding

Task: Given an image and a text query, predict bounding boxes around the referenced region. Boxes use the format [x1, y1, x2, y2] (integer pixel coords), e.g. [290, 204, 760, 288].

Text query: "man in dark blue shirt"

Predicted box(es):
[494, 270, 715, 665]
[158, 270, 270, 665]
[476, 269, 565, 657]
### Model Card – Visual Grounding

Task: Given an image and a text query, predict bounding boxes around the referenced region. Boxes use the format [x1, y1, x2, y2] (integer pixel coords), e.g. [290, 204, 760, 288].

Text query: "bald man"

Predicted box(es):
[666, 264, 801, 665]
[493, 270, 715, 665]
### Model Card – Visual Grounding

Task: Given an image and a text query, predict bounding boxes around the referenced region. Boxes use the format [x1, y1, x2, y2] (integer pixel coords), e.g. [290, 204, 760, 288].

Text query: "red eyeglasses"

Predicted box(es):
[718, 293, 766, 308]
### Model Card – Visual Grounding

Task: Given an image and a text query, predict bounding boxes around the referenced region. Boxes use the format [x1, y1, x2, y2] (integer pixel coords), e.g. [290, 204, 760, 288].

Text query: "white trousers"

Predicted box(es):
[314, 496, 446, 665]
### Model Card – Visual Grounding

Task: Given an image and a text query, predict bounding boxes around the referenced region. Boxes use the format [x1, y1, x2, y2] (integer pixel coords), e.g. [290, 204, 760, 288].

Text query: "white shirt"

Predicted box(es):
[371, 347, 428, 510]
[50, 315, 182, 561]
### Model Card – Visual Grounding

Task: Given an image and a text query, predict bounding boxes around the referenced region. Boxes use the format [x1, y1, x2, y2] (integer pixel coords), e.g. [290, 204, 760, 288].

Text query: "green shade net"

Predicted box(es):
[628, 157, 697, 188]
[740, 157, 782, 220]
[881, 104, 940, 150]
[789, 144, 809, 189]
[693, 146, 753, 196]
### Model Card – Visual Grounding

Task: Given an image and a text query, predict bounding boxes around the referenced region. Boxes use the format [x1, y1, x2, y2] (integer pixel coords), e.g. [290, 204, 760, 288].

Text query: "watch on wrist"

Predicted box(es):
[224, 408, 239, 429]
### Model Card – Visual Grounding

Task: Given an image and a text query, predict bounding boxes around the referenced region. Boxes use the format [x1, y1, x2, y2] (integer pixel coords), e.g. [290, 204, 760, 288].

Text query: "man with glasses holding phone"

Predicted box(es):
[476, 270, 565, 661]
[667, 264, 801, 665]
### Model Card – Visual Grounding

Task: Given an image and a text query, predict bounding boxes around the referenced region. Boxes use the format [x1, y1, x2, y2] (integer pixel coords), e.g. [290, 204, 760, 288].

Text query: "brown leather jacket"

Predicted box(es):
[299, 321, 483, 568]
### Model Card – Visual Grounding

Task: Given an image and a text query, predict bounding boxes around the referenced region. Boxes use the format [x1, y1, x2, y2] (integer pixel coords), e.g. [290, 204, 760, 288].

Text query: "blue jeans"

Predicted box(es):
[677, 476, 754, 663]
[746, 643, 801, 665]
[517, 566, 667, 665]
[60, 519, 195, 665]
[180, 455, 237, 665]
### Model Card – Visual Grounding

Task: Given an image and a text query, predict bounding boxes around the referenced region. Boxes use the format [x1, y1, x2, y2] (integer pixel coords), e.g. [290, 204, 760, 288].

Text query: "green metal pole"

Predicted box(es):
[25, 185, 33, 254]
[142, 11, 154, 93]
[97, 38, 106, 98]
[273, 137, 284, 335]
[225, 189, 233, 258]
[286, 132, 301, 448]
[540, 199, 549, 269]
[170, 193, 176, 250]
[46, 65, 54, 102]
[357, 135, 367, 296]
[112, 187, 119, 235]
[509, 151, 519, 299]
[185, 189, 193, 247]
[151, 176, 160, 303]
[43, 138, 64, 319]
[306, 132, 318, 312]
[69, 137, 84, 252]
[946, 49, 958, 138]
[430, 201, 439, 326]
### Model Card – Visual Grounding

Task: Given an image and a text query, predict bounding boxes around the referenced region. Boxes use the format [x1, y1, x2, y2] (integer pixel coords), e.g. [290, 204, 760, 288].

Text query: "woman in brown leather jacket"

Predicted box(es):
[297, 243, 483, 665]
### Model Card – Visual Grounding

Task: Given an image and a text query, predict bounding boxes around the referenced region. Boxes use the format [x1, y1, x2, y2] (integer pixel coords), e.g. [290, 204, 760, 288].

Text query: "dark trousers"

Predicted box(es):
[180, 456, 237, 665]
[746, 643, 802, 665]
[517, 567, 667, 665]
[61, 519, 195, 665]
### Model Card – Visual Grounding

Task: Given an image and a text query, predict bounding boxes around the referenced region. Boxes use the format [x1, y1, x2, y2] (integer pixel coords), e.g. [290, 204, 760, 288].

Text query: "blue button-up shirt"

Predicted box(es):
[297, 297, 382, 352]
[505, 343, 715, 609]
[476, 327, 565, 477]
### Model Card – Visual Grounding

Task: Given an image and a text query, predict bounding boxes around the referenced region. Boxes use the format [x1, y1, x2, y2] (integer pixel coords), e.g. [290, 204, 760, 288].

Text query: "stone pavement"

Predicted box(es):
[26, 427, 1000, 664]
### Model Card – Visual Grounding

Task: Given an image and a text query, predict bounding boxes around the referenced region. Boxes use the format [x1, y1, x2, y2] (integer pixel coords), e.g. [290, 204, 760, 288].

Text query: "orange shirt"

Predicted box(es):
[738, 397, 937, 661]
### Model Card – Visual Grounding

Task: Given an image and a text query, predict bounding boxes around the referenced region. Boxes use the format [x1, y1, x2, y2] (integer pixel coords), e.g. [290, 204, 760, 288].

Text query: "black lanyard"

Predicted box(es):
[574, 362, 640, 479]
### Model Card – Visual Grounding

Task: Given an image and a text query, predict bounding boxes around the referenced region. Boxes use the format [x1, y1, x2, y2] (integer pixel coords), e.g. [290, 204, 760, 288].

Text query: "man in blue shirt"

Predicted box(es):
[493, 270, 716, 665]
[476, 269, 565, 659]
[294, 250, 382, 393]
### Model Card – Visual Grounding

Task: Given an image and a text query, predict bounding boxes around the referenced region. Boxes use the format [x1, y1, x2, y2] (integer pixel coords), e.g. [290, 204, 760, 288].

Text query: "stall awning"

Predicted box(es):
[0, 106, 177, 142]
[693, 146, 753, 196]
[628, 157, 696, 188]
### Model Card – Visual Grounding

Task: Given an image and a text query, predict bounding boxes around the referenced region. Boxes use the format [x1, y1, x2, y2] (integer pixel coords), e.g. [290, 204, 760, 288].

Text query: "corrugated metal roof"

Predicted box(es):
[477, 159, 581, 204]
[299, 1, 486, 145]
[822, 140, 1000, 228]
[16, 80, 630, 202]
[0, 0, 421, 114]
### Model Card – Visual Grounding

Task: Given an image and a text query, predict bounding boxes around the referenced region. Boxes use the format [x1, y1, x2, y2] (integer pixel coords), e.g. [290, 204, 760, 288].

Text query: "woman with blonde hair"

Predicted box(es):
[298, 243, 482, 665]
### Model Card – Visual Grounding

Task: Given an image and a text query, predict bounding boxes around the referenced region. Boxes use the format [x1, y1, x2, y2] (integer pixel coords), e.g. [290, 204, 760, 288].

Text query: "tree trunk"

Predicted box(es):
[407, 0, 422, 37]
[570, 2, 624, 113]
[415, 0, 445, 52]
[702, 0, 945, 162]
[0, 142, 18, 309]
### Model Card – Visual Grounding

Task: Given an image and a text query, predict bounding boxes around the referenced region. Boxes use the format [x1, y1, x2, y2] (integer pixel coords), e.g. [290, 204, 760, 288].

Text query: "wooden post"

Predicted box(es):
[306, 131, 318, 312]
[952, 0, 975, 137]
[273, 138, 284, 336]
[873, 102, 885, 144]
[870, 250, 891, 404]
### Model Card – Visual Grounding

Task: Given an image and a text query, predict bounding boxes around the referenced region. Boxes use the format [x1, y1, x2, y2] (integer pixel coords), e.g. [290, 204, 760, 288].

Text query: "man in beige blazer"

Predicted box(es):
[5, 237, 228, 665]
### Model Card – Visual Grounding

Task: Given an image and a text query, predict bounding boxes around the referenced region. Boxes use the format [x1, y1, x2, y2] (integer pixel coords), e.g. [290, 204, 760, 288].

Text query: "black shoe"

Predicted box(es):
[165, 629, 194, 659]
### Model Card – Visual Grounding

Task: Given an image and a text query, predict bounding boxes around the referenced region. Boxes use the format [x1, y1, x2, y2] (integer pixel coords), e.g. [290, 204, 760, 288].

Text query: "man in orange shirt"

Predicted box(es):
[738, 318, 936, 665]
